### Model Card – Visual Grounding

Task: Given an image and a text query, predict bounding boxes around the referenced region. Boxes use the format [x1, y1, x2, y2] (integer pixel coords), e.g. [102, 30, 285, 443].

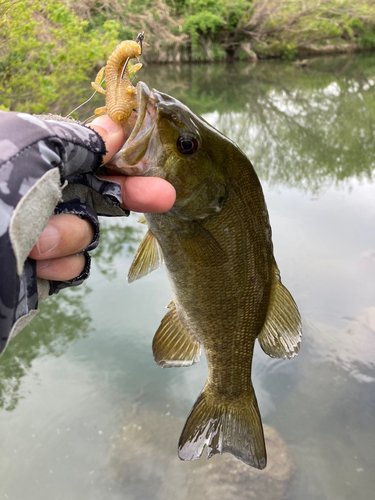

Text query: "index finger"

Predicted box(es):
[97, 174, 176, 213]
[88, 116, 126, 165]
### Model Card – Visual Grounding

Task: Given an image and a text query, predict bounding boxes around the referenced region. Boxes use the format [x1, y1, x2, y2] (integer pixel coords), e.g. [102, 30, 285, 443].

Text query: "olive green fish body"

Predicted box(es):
[125, 83, 302, 468]
[146, 156, 273, 389]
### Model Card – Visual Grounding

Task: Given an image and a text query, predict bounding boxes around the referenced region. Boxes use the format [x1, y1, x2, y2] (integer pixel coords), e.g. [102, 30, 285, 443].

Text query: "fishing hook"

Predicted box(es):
[120, 31, 144, 81]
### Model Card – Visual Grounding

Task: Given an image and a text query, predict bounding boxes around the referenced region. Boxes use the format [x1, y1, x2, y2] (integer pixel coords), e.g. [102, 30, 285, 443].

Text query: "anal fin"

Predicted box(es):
[153, 300, 201, 368]
[258, 259, 302, 359]
[128, 229, 163, 283]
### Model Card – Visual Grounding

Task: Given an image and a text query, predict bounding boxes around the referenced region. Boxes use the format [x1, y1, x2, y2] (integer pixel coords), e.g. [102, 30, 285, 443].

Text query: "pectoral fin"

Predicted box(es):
[153, 300, 201, 368]
[176, 221, 227, 267]
[258, 260, 302, 359]
[127, 229, 163, 283]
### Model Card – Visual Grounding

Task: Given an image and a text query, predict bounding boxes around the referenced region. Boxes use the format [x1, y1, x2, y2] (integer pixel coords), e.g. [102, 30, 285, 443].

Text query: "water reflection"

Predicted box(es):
[79, 55, 375, 192]
[91, 217, 142, 279]
[0, 217, 143, 411]
[0, 56, 374, 500]
[68, 55, 375, 194]
[312, 308, 375, 382]
[0, 286, 91, 411]
[258, 310, 375, 500]
[109, 410, 293, 500]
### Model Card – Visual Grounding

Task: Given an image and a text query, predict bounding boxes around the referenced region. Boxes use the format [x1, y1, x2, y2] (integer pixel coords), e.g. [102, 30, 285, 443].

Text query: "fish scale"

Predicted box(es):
[124, 82, 302, 468]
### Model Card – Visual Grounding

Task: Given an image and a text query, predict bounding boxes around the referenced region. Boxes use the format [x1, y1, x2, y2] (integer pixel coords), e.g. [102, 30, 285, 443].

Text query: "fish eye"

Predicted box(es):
[177, 135, 198, 155]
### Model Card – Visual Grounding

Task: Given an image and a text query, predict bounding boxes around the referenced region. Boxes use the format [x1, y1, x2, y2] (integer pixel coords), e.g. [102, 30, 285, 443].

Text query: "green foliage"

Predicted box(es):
[172, 0, 375, 60]
[254, 0, 375, 59]
[181, 0, 249, 53]
[280, 42, 298, 61]
[0, 0, 120, 113]
[354, 13, 375, 49]
[182, 0, 224, 49]
[358, 26, 375, 49]
[184, 12, 224, 48]
[2, 0, 375, 113]
[211, 42, 227, 60]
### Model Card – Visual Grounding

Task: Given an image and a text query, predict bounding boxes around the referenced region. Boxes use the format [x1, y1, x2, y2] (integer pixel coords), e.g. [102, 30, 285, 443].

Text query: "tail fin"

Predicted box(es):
[178, 384, 266, 469]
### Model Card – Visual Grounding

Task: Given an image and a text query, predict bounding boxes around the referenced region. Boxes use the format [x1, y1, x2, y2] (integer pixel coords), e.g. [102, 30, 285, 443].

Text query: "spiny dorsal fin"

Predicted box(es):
[153, 300, 201, 368]
[258, 260, 302, 359]
[127, 229, 163, 283]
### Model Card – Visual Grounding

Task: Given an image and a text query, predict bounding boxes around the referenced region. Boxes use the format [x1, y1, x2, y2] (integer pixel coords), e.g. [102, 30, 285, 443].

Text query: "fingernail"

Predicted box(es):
[36, 225, 61, 255]
[36, 260, 51, 270]
[90, 116, 121, 135]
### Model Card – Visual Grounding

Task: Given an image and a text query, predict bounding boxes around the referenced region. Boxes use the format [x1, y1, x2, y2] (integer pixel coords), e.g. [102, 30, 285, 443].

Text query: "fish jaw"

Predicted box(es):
[107, 82, 229, 221]
[107, 82, 160, 176]
[107, 81, 193, 177]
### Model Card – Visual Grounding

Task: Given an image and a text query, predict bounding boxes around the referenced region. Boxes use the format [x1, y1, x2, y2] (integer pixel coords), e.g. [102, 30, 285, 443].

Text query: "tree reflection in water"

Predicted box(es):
[0, 286, 91, 411]
[122, 55, 375, 192]
[2, 54, 375, 412]
[91, 217, 142, 279]
[0, 218, 143, 410]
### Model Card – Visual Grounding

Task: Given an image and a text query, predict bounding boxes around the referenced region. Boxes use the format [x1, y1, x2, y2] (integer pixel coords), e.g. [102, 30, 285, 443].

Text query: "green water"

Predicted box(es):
[0, 56, 374, 499]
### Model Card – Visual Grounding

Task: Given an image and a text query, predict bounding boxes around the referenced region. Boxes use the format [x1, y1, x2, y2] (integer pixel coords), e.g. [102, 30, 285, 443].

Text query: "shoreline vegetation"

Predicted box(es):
[1, 0, 375, 112]
[79, 0, 375, 63]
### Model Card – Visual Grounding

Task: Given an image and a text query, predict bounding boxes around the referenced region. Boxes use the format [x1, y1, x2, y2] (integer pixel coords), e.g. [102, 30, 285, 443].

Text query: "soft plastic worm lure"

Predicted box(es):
[91, 33, 144, 123]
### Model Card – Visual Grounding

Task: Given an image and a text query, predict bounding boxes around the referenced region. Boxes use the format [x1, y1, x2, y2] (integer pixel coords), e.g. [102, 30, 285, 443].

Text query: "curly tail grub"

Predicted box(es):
[91, 38, 143, 124]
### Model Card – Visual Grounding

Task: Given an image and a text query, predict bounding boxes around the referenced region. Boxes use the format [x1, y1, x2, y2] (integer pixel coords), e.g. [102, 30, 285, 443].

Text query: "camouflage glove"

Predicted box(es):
[0, 111, 128, 355]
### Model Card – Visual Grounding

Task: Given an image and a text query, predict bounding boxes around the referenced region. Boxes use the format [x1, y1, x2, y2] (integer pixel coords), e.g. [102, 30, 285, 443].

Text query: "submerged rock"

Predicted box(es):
[109, 408, 294, 500]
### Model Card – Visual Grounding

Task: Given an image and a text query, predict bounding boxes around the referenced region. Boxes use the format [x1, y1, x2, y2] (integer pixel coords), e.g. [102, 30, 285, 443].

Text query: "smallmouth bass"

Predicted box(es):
[110, 82, 302, 469]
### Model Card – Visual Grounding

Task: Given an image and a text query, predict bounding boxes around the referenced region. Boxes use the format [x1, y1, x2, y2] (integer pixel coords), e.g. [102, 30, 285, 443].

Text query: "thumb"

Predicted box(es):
[87, 115, 125, 165]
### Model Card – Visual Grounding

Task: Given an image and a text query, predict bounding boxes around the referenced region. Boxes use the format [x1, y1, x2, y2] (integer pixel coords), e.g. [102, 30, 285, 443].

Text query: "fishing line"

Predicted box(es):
[66, 32, 144, 119]
[82, 114, 96, 125]
[120, 32, 144, 81]
[120, 57, 131, 81]
[65, 76, 105, 119]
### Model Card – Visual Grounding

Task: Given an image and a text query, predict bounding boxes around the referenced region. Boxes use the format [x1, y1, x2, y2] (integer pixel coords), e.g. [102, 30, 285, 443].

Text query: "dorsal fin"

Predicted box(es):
[153, 300, 201, 368]
[127, 229, 163, 283]
[258, 260, 302, 359]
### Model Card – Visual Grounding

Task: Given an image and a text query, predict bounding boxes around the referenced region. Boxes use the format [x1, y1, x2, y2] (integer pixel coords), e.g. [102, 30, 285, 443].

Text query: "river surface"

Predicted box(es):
[0, 56, 374, 499]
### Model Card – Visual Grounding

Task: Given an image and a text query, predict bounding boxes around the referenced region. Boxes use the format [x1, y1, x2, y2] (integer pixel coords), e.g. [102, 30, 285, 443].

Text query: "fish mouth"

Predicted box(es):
[107, 81, 159, 176]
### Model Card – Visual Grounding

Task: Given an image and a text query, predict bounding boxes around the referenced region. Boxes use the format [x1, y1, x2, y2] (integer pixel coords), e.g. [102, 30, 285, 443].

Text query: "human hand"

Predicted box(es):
[29, 115, 176, 281]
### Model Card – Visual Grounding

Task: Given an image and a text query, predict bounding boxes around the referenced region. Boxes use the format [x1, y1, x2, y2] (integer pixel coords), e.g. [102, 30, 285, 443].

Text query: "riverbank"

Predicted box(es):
[1, 0, 375, 113]
[69, 0, 375, 63]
